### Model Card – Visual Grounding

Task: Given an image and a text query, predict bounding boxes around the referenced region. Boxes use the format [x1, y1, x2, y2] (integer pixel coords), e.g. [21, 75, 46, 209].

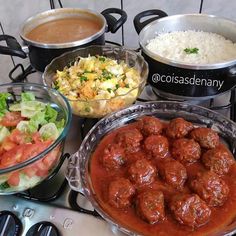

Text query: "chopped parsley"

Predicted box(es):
[84, 70, 92, 73]
[107, 88, 112, 93]
[125, 84, 130, 88]
[85, 107, 90, 112]
[80, 76, 88, 82]
[99, 57, 106, 62]
[102, 69, 113, 80]
[184, 47, 199, 54]
[115, 84, 120, 90]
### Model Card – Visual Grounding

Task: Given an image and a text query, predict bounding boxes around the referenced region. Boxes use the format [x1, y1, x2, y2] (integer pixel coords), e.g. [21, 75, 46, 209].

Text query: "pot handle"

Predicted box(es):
[0, 35, 27, 58]
[133, 9, 168, 34]
[66, 152, 83, 193]
[66, 152, 100, 217]
[101, 8, 127, 33]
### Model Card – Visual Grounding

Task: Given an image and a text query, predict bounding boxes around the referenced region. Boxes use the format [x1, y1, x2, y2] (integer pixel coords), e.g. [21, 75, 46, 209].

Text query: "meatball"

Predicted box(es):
[166, 118, 194, 139]
[159, 160, 187, 190]
[138, 116, 163, 136]
[108, 178, 135, 208]
[172, 138, 201, 164]
[116, 128, 143, 152]
[101, 144, 125, 170]
[190, 171, 229, 207]
[202, 146, 235, 175]
[128, 159, 156, 186]
[136, 190, 165, 224]
[144, 135, 169, 159]
[170, 194, 211, 228]
[190, 127, 219, 149]
[125, 151, 147, 164]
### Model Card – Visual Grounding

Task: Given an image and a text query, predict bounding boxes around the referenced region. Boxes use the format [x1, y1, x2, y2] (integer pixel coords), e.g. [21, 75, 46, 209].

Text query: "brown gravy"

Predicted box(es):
[26, 18, 102, 44]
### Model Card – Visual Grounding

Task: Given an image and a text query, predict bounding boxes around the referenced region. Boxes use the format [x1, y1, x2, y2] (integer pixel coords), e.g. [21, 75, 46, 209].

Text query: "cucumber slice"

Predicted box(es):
[16, 121, 29, 133]
[39, 122, 59, 141]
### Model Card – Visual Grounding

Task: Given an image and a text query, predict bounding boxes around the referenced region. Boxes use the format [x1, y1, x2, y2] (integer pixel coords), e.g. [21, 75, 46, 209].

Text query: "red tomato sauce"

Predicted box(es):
[90, 120, 236, 236]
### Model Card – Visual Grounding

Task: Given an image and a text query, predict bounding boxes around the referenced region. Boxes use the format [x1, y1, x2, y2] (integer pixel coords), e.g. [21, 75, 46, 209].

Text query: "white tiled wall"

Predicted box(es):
[122, 0, 201, 48]
[202, 0, 236, 20]
[0, 0, 236, 83]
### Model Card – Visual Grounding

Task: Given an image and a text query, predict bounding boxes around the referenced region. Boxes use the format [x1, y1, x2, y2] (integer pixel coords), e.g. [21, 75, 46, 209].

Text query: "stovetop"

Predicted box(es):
[1, 65, 236, 236]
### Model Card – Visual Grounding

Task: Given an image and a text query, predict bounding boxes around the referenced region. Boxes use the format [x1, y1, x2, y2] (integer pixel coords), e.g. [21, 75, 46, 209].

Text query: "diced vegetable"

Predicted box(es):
[39, 123, 59, 141]
[0, 126, 10, 143]
[0, 91, 65, 192]
[54, 55, 141, 117]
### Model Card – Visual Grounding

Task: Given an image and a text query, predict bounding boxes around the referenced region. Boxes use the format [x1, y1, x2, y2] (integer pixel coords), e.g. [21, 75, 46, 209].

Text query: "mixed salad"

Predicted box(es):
[0, 92, 64, 192]
[53, 55, 141, 117]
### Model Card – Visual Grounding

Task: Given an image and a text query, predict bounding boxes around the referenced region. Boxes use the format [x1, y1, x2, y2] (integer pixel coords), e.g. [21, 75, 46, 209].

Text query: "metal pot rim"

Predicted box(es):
[139, 13, 236, 70]
[20, 8, 106, 49]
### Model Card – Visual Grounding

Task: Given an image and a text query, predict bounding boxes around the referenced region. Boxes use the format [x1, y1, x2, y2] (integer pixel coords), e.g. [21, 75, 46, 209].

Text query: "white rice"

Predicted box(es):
[146, 30, 236, 64]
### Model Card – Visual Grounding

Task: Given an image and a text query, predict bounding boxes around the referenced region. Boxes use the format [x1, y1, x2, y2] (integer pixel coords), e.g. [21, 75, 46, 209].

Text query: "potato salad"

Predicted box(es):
[53, 56, 141, 117]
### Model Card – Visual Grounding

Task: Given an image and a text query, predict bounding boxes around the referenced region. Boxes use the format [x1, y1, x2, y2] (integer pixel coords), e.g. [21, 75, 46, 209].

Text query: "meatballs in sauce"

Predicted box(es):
[90, 116, 236, 236]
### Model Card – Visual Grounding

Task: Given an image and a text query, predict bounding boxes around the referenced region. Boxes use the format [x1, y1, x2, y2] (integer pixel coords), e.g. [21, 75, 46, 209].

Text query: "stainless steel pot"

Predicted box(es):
[134, 11, 236, 100]
[0, 8, 127, 72]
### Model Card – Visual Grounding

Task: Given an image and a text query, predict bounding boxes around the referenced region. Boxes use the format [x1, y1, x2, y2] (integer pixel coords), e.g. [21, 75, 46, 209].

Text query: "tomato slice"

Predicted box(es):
[36, 169, 49, 177]
[8, 129, 31, 145]
[22, 141, 52, 161]
[23, 166, 38, 178]
[32, 132, 42, 143]
[0, 112, 24, 127]
[43, 146, 60, 170]
[7, 171, 20, 186]
[0, 145, 25, 168]
[1, 138, 17, 151]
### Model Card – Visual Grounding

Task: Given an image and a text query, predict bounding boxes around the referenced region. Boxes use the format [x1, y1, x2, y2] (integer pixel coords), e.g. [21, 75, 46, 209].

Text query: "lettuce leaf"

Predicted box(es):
[21, 92, 35, 102]
[28, 111, 47, 133]
[0, 93, 10, 117]
[45, 104, 58, 123]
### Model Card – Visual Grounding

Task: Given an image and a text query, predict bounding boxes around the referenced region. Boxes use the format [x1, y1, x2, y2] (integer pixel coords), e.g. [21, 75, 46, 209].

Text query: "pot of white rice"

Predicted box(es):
[134, 11, 236, 100]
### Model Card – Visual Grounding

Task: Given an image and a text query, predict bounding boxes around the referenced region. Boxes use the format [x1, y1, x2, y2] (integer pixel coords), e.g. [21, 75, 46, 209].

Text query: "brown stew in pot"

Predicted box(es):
[25, 18, 102, 43]
[90, 116, 236, 236]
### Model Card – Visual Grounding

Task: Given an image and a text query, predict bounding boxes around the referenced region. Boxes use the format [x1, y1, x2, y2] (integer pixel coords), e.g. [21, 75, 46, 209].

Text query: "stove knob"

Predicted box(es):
[0, 210, 22, 236]
[26, 221, 60, 236]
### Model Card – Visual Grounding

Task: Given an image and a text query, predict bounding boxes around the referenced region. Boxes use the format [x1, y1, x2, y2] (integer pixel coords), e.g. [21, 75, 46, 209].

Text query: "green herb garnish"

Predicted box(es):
[85, 107, 90, 112]
[99, 57, 106, 62]
[107, 88, 112, 93]
[115, 84, 120, 90]
[80, 76, 88, 82]
[125, 84, 130, 88]
[184, 47, 199, 54]
[105, 75, 112, 80]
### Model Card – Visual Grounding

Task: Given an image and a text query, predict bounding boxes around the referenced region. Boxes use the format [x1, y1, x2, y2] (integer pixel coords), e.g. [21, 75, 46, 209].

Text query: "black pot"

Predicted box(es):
[134, 10, 236, 100]
[0, 8, 127, 72]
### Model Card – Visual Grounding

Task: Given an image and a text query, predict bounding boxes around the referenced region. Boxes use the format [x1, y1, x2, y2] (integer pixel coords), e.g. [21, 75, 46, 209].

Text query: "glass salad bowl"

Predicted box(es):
[0, 83, 71, 194]
[43, 45, 148, 118]
[66, 101, 236, 236]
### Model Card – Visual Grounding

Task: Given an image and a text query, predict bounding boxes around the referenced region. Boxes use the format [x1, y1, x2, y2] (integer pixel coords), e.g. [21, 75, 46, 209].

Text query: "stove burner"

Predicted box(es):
[0, 211, 22, 236]
[26, 221, 60, 236]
